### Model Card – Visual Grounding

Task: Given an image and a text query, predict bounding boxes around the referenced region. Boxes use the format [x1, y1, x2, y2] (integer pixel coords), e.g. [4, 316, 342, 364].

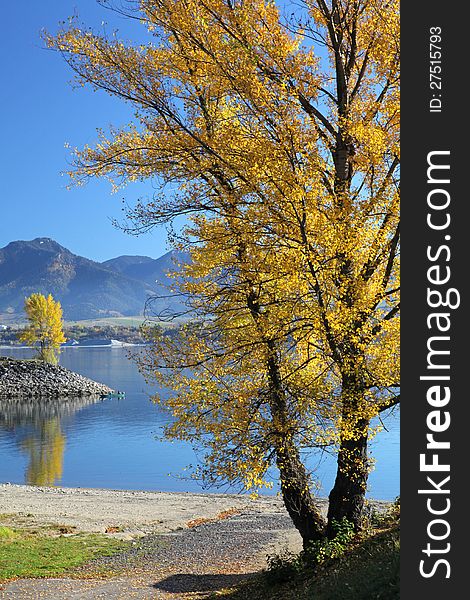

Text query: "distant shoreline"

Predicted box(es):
[0, 342, 146, 349]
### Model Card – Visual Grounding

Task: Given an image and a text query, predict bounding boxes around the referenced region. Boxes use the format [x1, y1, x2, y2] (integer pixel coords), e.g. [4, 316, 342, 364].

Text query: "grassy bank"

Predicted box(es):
[213, 521, 399, 600]
[0, 521, 129, 581]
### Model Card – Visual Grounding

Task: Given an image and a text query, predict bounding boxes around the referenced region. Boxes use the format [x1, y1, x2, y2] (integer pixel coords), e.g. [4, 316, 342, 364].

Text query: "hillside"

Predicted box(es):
[0, 238, 184, 322]
[102, 249, 187, 287]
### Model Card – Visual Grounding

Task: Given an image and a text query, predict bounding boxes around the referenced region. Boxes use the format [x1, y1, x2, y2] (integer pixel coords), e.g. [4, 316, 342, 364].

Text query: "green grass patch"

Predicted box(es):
[306, 525, 399, 599]
[0, 527, 128, 581]
[0, 526, 17, 540]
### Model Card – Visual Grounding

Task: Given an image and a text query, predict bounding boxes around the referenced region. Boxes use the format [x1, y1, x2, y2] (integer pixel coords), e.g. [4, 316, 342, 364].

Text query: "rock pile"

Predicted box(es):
[0, 357, 114, 398]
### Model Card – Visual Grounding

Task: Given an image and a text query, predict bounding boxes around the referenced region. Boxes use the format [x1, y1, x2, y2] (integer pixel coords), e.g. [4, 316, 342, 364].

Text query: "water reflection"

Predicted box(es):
[0, 396, 105, 486]
[0, 348, 399, 498]
[21, 418, 65, 485]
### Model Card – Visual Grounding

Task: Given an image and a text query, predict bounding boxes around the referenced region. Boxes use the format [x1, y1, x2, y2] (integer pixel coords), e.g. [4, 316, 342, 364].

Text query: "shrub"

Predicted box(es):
[264, 519, 355, 585]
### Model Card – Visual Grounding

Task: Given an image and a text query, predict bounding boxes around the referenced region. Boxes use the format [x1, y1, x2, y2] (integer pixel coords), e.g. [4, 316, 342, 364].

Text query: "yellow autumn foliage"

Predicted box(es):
[18, 293, 66, 364]
[47, 0, 399, 537]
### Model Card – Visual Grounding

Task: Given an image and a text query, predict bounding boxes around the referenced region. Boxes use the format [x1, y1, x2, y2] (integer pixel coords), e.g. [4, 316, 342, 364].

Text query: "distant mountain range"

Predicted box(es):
[0, 238, 186, 321]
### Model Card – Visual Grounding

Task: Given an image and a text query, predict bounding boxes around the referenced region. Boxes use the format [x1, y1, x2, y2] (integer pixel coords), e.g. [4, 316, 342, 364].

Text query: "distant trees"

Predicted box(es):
[64, 323, 147, 345]
[49, 0, 400, 546]
[18, 294, 66, 364]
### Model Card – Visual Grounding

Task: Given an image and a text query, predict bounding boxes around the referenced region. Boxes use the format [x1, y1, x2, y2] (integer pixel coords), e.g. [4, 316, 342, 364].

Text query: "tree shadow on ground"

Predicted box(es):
[153, 572, 256, 594]
[196, 525, 400, 600]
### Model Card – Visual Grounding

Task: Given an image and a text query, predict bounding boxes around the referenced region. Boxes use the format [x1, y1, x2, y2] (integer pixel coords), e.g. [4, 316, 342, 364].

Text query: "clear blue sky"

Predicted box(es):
[0, 1, 171, 262]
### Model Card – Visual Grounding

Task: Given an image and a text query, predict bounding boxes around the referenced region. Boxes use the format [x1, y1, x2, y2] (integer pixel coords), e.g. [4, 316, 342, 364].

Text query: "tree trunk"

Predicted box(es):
[276, 440, 326, 549]
[326, 417, 369, 536]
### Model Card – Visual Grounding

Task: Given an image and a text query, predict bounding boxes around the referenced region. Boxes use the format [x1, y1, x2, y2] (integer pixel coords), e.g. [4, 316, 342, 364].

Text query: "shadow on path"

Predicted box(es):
[153, 572, 255, 594]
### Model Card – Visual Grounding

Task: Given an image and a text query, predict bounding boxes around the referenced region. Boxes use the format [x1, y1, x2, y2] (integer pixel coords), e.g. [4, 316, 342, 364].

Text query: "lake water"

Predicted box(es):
[0, 347, 399, 499]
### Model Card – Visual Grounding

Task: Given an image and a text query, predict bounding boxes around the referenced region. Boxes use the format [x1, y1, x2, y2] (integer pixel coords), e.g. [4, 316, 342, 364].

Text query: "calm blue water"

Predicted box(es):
[0, 347, 399, 499]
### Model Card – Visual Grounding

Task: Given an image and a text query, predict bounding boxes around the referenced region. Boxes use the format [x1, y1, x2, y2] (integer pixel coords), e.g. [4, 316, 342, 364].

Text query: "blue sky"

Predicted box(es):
[0, 1, 171, 262]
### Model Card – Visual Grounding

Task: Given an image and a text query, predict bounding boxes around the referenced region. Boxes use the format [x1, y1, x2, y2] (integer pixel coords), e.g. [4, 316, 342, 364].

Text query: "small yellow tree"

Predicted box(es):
[18, 293, 66, 364]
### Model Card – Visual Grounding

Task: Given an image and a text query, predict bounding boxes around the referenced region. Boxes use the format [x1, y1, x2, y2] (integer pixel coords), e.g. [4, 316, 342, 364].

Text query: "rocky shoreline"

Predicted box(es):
[0, 357, 114, 398]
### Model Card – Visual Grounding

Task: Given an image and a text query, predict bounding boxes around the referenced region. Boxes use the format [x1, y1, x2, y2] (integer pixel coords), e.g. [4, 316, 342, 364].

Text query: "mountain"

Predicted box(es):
[102, 250, 186, 286]
[0, 238, 181, 321]
[102, 250, 189, 318]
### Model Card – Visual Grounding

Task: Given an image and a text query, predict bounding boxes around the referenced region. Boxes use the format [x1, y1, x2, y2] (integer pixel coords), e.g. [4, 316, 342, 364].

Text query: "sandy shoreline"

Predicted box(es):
[0, 483, 390, 541]
[0, 483, 291, 538]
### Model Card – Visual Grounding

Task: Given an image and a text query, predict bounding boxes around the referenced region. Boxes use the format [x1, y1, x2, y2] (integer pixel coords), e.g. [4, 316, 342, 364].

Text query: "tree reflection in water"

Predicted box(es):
[0, 396, 105, 486]
[20, 418, 65, 485]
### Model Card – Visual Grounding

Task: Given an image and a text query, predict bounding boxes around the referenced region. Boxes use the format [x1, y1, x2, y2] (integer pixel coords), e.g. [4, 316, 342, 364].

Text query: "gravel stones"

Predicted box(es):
[0, 357, 114, 398]
[89, 509, 297, 576]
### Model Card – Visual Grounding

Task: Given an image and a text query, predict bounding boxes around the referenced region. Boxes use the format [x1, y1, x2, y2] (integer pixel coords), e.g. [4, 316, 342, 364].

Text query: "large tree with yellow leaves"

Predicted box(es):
[48, 0, 399, 544]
